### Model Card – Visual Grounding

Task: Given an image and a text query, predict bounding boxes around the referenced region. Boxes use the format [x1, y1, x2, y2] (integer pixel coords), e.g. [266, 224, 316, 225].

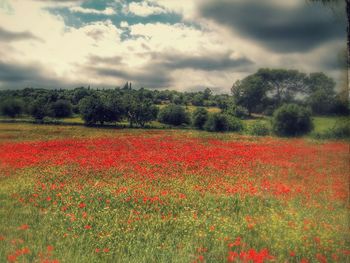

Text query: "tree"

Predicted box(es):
[192, 93, 205, 106]
[126, 98, 158, 127]
[192, 107, 209, 129]
[256, 68, 307, 107]
[231, 75, 267, 115]
[305, 72, 337, 115]
[204, 113, 243, 132]
[203, 88, 212, 100]
[158, 104, 190, 126]
[104, 95, 125, 124]
[79, 96, 108, 125]
[309, 0, 349, 112]
[49, 100, 72, 118]
[29, 99, 49, 120]
[0, 98, 24, 118]
[272, 104, 313, 136]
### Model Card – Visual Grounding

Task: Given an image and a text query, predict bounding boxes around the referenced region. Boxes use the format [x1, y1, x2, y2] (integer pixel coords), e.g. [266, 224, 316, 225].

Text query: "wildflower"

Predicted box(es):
[19, 224, 29, 230]
[47, 245, 54, 252]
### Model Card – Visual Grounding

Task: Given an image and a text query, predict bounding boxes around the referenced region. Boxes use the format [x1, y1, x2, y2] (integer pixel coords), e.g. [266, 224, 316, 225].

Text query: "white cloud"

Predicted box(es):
[0, 0, 345, 92]
[128, 1, 166, 17]
[120, 21, 129, 28]
[70, 6, 116, 15]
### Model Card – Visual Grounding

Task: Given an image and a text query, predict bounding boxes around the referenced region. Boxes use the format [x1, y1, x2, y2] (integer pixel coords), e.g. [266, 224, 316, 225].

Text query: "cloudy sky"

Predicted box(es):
[0, 0, 346, 93]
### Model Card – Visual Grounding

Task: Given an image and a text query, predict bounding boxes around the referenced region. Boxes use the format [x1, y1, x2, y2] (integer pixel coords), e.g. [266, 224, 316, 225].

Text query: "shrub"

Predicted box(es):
[226, 105, 249, 119]
[272, 104, 313, 136]
[158, 104, 190, 126]
[248, 121, 270, 136]
[204, 113, 243, 132]
[0, 98, 24, 118]
[192, 107, 208, 129]
[49, 100, 72, 118]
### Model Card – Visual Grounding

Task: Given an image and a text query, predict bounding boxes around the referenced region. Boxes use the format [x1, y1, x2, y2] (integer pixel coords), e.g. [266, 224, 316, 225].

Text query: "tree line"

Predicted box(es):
[0, 68, 348, 135]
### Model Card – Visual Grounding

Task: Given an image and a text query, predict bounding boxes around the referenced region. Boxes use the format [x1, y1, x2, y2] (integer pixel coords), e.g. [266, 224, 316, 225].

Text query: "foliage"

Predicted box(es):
[79, 96, 109, 125]
[305, 72, 336, 115]
[49, 100, 72, 118]
[192, 107, 209, 129]
[257, 68, 307, 107]
[248, 121, 271, 136]
[29, 99, 49, 120]
[126, 97, 158, 127]
[272, 104, 313, 136]
[158, 104, 190, 126]
[0, 98, 24, 118]
[225, 104, 249, 119]
[232, 75, 267, 115]
[204, 113, 243, 132]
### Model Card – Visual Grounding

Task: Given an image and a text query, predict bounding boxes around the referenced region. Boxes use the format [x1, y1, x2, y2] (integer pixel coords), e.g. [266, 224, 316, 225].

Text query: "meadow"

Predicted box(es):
[0, 123, 349, 263]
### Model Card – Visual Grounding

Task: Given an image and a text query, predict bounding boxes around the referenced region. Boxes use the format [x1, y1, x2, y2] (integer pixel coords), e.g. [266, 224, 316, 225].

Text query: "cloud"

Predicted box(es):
[86, 65, 172, 88]
[200, 0, 346, 53]
[120, 21, 129, 28]
[0, 27, 42, 42]
[0, 0, 346, 92]
[70, 6, 116, 15]
[127, 1, 167, 17]
[156, 52, 253, 71]
[0, 60, 79, 89]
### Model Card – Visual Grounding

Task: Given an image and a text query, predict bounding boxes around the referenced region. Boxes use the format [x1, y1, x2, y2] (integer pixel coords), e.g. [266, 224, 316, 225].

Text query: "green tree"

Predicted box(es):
[123, 97, 158, 127]
[0, 98, 24, 118]
[231, 75, 267, 115]
[305, 72, 337, 115]
[158, 104, 190, 126]
[256, 68, 307, 107]
[79, 96, 108, 125]
[192, 107, 209, 129]
[29, 99, 49, 120]
[49, 100, 73, 118]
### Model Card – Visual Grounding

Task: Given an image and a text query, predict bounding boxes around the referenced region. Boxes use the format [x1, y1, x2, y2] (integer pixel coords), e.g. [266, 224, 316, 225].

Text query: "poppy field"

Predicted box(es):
[0, 123, 349, 263]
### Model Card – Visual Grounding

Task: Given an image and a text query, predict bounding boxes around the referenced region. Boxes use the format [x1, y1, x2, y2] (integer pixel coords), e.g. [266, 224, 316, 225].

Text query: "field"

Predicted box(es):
[0, 123, 349, 263]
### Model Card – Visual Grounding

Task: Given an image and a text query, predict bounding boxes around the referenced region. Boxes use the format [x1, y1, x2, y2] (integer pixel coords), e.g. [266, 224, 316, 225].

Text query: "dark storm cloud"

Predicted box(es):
[0, 60, 76, 89]
[158, 52, 253, 71]
[200, 0, 346, 53]
[86, 51, 253, 88]
[0, 27, 42, 42]
[87, 65, 172, 88]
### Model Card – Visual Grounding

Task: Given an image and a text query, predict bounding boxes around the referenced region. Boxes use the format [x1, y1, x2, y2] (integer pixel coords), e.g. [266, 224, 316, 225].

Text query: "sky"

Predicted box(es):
[0, 0, 347, 93]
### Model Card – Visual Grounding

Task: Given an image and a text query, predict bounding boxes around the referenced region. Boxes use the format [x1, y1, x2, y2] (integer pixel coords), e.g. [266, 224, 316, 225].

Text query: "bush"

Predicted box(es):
[192, 107, 208, 129]
[158, 104, 190, 126]
[49, 100, 72, 118]
[272, 104, 313, 136]
[226, 105, 249, 119]
[248, 121, 270, 136]
[204, 113, 243, 132]
[0, 98, 24, 118]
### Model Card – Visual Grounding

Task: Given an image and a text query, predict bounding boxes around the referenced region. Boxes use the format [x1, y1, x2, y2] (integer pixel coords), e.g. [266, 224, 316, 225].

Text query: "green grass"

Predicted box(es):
[1, 112, 348, 139]
[312, 116, 348, 133]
